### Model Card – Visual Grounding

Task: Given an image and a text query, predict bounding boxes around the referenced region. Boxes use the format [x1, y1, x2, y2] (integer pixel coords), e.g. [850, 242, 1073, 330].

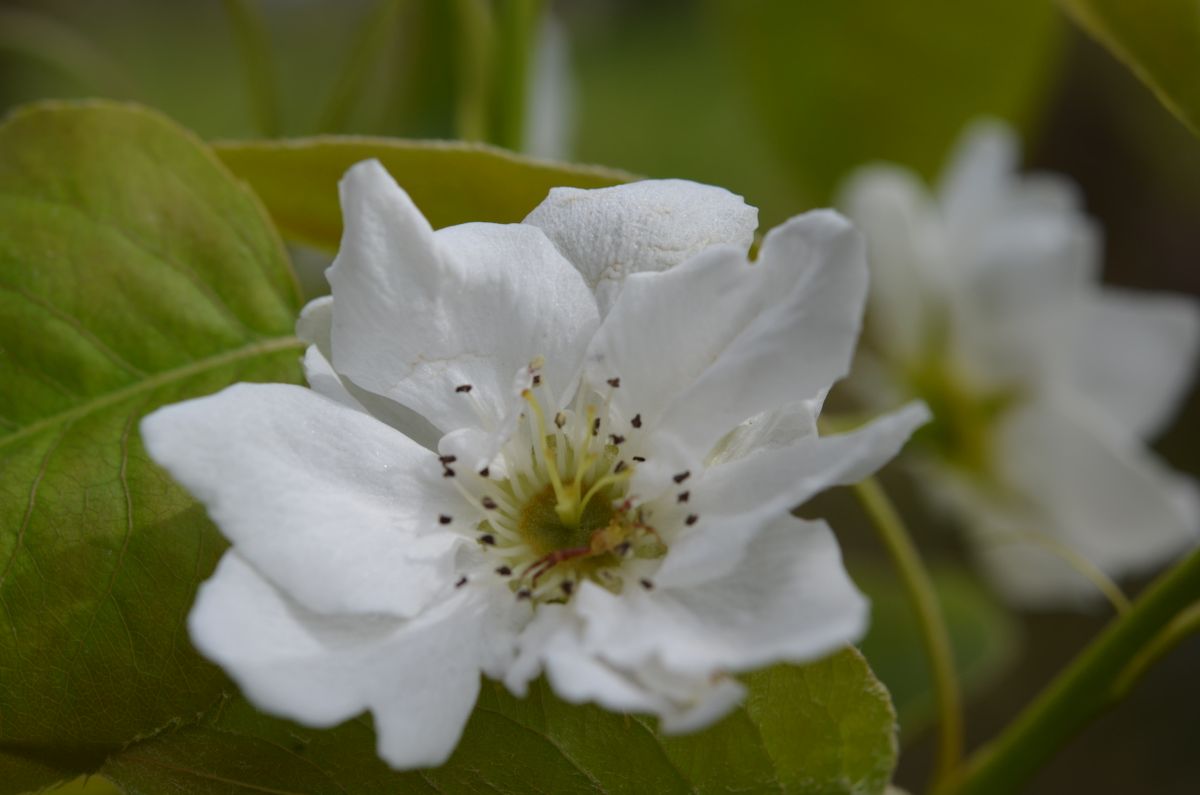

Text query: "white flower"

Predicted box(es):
[142, 162, 928, 768]
[839, 120, 1200, 608]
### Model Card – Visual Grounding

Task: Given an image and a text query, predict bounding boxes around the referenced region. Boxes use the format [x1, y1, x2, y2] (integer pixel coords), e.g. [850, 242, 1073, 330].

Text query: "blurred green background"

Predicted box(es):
[3, 1, 1197, 793]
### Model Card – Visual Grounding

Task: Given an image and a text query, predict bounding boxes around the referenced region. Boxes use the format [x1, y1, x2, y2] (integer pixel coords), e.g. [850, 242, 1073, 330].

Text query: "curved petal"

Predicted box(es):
[297, 296, 441, 449]
[141, 382, 462, 617]
[574, 516, 866, 676]
[973, 400, 1199, 607]
[587, 210, 868, 472]
[327, 160, 599, 435]
[524, 179, 758, 314]
[506, 605, 746, 733]
[189, 553, 488, 769]
[655, 401, 929, 588]
[838, 164, 941, 364]
[1067, 288, 1200, 439]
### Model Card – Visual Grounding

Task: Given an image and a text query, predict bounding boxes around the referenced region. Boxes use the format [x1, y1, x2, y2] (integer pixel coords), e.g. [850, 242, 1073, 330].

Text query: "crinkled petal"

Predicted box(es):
[142, 383, 462, 617]
[190, 553, 490, 769]
[506, 605, 746, 733]
[524, 179, 758, 314]
[588, 210, 868, 473]
[574, 515, 866, 676]
[657, 402, 930, 588]
[973, 400, 1199, 607]
[297, 296, 441, 449]
[327, 160, 599, 435]
[1067, 288, 1200, 439]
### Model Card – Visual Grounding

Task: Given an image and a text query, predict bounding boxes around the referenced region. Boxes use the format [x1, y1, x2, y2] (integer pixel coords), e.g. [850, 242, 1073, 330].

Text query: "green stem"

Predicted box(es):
[315, 0, 403, 133]
[853, 478, 963, 793]
[222, 0, 281, 137]
[949, 547, 1200, 795]
[1110, 599, 1200, 699]
[490, 0, 543, 150]
[450, 0, 494, 142]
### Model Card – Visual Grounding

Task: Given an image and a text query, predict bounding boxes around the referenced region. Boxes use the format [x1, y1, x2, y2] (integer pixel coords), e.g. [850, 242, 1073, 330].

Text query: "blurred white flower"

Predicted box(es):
[840, 120, 1200, 608]
[142, 163, 927, 768]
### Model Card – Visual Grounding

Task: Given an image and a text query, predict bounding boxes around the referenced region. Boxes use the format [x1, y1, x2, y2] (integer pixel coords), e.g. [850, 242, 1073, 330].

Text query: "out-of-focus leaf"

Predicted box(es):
[712, 0, 1063, 201]
[857, 565, 1021, 738]
[100, 649, 897, 795]
[1060, 0, 1200, 137]
[0, 100, 304, 792]
[215, 138, 635, 251]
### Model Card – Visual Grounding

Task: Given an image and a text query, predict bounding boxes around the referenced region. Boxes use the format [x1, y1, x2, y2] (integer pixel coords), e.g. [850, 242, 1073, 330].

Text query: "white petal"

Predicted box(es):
[974, 400, 1199, 606]
[141, 383, 462, 617]
[190, 553, 489, 769]
[705, 397, 821, 467]
[656, 402, 930, 588]
[589, 210, 868, 471]
[575, 516, 866, 676]
[936, 119, 1021, 232]
[327, 160, 599, 435]
[524, 179, 758, 314]
[507, 605, 747, 732]
[1067, 288, 1200, 439]
[838, 164, 941, 364]
[297, 297, 441, 449]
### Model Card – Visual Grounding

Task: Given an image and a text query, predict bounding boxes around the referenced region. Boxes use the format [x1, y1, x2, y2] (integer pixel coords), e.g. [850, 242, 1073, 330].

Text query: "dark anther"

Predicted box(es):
[677, 491, 690, 503]
[673, 471, 691, 484]
[438, 514, 453, 525]
[614, 460, 628, 474]
[479, 534, 496, 546]
[439, 454, 457, 464]
[631, 413, 642, 428]
[639, 579, 654, 590]
[516, 589, 532, 600]
[615, 541, 631, 556]
[479, 466, 490, 478]
[482, 496, 498, 510]
[561, 581, 575, 596]
[592, 417, 601, 436]
[609, 434, 626, 445]
[632, 456, 646, 463]
[455, 384, 472, 393]
[442, 467, 456, 478]
[685, 514, 699, 526]
[496, 565, 512, 576]
[532, 374, 543, 386]
[554, 412, 567, 428]
[455, 576, 468, 588]
[607, 377, 621, 388]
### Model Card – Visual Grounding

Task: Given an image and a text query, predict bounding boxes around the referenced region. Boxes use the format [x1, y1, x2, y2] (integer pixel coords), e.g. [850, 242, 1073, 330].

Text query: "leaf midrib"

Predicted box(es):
[0, 335, 304, 452]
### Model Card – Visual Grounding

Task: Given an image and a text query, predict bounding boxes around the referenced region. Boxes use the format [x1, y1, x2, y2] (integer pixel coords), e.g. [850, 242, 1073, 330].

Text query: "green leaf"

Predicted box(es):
[710, 0, 1063, 200]
[214, 137, 636, 252]
[99, 649, 896, 795]
[0, 99, 304, 792]
[1060, 0, 1200, 137]
[857, 565, 1021, 739]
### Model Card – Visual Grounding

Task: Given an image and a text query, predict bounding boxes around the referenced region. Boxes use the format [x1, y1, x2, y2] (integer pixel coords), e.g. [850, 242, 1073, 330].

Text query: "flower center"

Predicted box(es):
[445, 362, 667, 604]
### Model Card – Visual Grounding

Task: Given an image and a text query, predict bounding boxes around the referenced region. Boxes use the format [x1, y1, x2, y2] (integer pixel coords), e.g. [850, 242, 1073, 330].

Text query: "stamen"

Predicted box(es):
[639, 578, 654, 590]
[632, 456, 646, 463]
[673, 471, 691, 484]
[496, 565, 512, 576]
[482, 496, 498, 510]
[677, 491, 690, 503]
[685, 514, 699, 526]
[455, 384, 472, 393]
[609, 434, 626, 445]
[455, 576, 468, 588]
[631, 413, 642, 428]
[438, 514, 452, 525]
[479, 534, 496, 545]
[606, 377, 621, 388]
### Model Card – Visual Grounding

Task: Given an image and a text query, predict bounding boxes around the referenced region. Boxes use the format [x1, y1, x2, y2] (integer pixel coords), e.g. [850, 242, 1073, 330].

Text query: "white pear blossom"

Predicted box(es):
[839, 120, 1200, 608]
[142, 162, 928, 768]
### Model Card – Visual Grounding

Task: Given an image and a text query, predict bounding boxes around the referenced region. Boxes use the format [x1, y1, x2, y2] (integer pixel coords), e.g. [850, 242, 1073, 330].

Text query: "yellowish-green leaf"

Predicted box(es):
[1060, 0, 1200, 137]
[0, 100, 304, 793]
[214, 137, 636, 251]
